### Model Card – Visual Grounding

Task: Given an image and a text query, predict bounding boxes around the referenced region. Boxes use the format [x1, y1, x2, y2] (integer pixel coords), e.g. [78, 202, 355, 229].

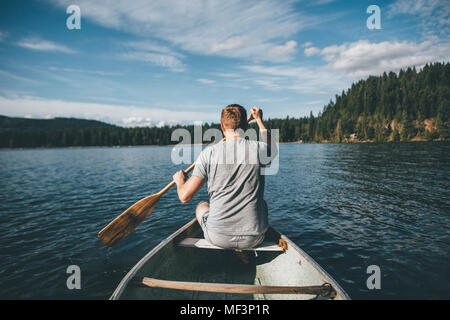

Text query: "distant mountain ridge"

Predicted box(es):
[0, 115, 114, 132]
[0, 62, 448, 148]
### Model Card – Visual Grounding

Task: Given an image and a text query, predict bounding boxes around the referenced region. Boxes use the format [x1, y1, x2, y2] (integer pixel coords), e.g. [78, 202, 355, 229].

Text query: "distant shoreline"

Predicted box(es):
[1, 139, 448, 150]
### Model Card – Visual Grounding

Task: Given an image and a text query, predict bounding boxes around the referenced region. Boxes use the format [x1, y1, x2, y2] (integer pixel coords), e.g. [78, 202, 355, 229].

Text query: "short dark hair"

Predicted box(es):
[221, 104, 248, 131]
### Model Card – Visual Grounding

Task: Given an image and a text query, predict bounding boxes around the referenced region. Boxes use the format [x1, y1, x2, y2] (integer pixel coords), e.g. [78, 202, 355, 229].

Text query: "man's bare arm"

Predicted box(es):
[173, 171, 205, 203]
[251, 107, 268, 143]
[251, 107, 278, 158]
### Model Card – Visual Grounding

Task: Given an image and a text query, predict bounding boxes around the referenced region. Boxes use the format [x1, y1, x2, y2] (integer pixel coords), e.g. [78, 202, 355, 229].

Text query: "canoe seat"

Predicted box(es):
[177, 238, 283, 251]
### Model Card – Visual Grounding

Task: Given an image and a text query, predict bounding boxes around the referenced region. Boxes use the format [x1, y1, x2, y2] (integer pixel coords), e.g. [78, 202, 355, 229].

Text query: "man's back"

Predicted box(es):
[192, 137, 269, 236]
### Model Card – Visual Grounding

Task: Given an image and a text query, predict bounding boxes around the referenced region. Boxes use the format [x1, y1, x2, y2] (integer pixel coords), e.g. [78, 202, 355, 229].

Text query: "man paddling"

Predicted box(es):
[172, 105, 276, 251]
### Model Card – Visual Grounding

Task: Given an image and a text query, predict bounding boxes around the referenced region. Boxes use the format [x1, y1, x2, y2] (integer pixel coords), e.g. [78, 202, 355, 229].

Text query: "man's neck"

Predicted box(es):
[224, 129, 242, 141]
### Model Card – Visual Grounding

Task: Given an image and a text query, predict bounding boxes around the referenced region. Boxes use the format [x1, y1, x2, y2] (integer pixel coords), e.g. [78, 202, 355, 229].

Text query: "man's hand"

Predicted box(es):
[173, 171, 205, 204]
[250, 107, 263, 121]
[250, 106, 267, 133]
[173, 170, 186, 186]
[249, 106, 273, 149]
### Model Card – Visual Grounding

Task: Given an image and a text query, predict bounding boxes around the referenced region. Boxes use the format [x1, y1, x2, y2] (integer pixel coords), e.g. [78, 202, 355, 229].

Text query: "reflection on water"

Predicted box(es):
[0, 142, 449, 299]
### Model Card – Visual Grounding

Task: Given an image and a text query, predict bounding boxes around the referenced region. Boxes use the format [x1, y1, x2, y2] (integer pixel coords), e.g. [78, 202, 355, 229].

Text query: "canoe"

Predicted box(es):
[111, 218, 350, 300]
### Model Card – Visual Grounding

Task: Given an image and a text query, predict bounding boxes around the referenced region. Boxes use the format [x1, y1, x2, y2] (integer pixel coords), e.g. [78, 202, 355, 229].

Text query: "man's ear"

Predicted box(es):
[220, 121, 225, 133]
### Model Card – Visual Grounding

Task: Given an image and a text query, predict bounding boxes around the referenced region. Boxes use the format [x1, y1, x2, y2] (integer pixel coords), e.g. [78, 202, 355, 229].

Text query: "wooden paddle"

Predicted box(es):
[140, 277, 336, 297]
[98, 114, 255, 247]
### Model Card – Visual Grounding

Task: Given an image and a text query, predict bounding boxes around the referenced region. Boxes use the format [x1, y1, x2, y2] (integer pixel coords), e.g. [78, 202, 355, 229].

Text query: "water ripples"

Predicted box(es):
[0, 143, 449, 299]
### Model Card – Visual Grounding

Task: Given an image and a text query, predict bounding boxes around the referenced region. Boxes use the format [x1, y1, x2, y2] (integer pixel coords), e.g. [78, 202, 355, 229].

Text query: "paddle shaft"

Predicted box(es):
[141, 277, 336, 297]
[158, 162, 196, 195]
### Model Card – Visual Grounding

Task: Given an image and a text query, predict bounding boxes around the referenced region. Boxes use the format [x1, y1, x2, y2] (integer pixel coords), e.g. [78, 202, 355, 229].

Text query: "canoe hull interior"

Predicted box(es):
[111, 219, 350, 300]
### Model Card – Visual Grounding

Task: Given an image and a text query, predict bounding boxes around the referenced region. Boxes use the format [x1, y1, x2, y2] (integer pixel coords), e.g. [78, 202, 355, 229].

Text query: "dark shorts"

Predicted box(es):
[199, 211, 265, 249]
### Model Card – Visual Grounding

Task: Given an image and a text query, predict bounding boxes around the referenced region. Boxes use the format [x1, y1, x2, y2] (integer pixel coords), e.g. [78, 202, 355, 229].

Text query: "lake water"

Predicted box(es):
[0, 142, 449, 299]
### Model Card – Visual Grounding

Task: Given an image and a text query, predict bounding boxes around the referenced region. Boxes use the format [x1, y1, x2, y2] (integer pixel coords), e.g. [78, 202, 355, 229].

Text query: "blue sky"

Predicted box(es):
[0, 0, 448, 126]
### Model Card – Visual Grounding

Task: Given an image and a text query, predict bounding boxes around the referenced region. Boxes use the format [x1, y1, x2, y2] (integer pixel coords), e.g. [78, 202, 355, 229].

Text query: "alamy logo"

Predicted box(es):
[66, 265, 81, 290]
[66, 5, 81, 30]
[366, 5, 381, 30]
[366, 265, 381, 290]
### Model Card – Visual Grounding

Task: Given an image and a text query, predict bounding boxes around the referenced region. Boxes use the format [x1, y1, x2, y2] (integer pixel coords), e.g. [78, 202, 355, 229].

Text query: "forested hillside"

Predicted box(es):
[264, 62, 449, 142]
[0, 62, 448, 148]
[0, 116, 114, 131]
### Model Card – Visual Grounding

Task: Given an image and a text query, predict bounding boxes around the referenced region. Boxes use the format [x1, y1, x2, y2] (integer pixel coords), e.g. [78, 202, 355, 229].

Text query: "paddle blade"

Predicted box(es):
[98, 193, 161, 247]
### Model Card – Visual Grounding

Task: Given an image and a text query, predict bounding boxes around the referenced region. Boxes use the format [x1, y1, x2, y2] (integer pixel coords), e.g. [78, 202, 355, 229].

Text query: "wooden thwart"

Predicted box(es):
[140, 277, 336, 297]
[178, 238, 283, 251]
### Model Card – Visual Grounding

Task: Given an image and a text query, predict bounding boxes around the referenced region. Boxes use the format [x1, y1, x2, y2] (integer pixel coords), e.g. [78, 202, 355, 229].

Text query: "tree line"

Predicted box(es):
[0, 62, 448, 148]
[264, 62, 449, 143]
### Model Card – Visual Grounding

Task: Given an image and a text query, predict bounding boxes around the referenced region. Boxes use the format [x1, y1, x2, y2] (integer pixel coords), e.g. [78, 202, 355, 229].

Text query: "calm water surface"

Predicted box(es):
[0, 142, 449, 299]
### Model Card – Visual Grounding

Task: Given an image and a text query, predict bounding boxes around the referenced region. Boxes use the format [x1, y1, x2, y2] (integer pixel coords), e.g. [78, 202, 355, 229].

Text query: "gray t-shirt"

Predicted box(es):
[192, 137, 270, 236]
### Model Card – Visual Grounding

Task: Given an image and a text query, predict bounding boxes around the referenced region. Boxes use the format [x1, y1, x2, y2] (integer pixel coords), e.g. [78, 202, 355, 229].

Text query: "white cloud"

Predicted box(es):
[387, 0, 450, 37]
[119, 40, 185, 71]
[197, 78, 216, 84]
[0, 31, 7, 42]
[121, 117, 152, 127]
[49, 0, 317, 62]
[48, 66, 123, 76]
[209, 36, 248, 53]
[0, 69, 42, 84]
[16, 38, 76, 54]
[264, 40, 298, 62]
[253, 97, 289, 103]
[214, 72, 242, 78]
[123, 40, 181, 56]
[316, 39, 450, 78]
[310, 0, 336, 5]
[240, 64, 347, 95]
[388, 0, 446, 17]
[155, 120, 166, 128]
[236, 37, 450, 99]
[0, 95, 218, 127]
[304, 46, 320, 57]
[119, 51, 185, 72]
